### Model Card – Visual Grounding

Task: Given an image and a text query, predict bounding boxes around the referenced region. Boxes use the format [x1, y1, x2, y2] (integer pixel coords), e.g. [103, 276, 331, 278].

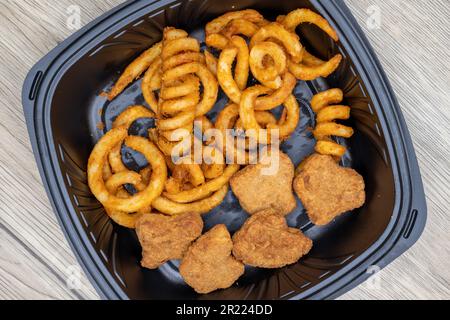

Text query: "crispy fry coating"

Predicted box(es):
[288, 54, 342, 81]
[232, 208, 313, 268]
[222, 19, 259, 39]
[254, 72, 296, 111]
[205, 9, 264, 35]
[250, 23, 303, 63]
[88, 131, 167, 213]
[180, 224, 244, 294]
[136, 212, 203, 269]
[108, 42, 162, 100]
[230, 152, 296, 215]
[142, 57, 162, 113]
[281, 8, 339, 41]
[217, 47, 242, 104]
[152, 185, 229, 215]
[204, 50, 218, 75]
[164, 164, 239, 203]
[293, 154, 365, 225]
[311, 89, 353, 158]
[249, 41, 287, 84]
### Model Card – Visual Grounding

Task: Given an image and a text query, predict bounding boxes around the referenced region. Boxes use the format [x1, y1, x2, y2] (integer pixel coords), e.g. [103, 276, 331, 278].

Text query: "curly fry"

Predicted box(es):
[288, 54, 342, 81]
[249, 41, 287, 84]
[108, 41, 162, 100]
[254, 72, 296, 110]
[217, 47, 242, 103]
[205, 33, 229, 50]
[164, 164, 239, 203]
[222, 19, 259, 38]
[152, 185, 229, 215]
[112, 105, 155, 128]
[88, 130, 167, 213]
[195, 63, 219, 116]
[238, 85, 273, 143]
[204, 50, 218, 76]
[205, 9, 264, 35]
[230, 36, 249, 91]
[266, 94, 300, 139]
[311, 89, 353, 158]
[281, 8, 339, 41]
[250, 23, 303, 63]
[142, 58, 162, 113]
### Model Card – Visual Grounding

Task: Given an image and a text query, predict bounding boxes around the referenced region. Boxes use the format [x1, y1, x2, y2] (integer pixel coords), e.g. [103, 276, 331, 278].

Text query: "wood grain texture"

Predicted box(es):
[0, 0, 448, 300]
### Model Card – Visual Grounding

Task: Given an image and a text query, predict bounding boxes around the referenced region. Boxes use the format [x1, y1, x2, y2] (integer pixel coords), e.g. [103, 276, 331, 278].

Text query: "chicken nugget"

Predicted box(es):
[233, 208, 312, 268]
[179, 224, 244, 294]
[136, 212, 203, 269]
[230, 151, 296, 215]
[293, 154, 365, 225]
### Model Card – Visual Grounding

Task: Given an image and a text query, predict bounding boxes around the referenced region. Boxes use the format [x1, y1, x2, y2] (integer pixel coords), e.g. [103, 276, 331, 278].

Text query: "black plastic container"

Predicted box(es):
[22, 0, 426, 300]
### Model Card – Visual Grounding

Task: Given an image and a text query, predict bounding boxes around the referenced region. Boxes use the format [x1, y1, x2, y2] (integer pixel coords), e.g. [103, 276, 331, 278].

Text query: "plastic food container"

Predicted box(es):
[22, 0, 426, 300]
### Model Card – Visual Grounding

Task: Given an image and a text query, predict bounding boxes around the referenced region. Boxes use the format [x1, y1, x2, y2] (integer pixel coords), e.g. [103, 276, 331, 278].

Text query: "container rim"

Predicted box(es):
[22, 0, 426, 300]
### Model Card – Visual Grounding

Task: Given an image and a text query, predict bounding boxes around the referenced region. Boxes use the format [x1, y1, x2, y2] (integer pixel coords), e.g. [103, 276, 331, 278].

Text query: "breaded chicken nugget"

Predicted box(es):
[136, 212, 203, 269]
[233, 208, 312, 268]
[179, 224, 244, 294]
[230, 151, 296, 215]
[293, 154, 365, 225]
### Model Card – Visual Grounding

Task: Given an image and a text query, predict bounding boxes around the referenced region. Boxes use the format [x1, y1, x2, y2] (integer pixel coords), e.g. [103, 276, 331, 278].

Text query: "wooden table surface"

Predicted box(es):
[0, 0, 448, 300]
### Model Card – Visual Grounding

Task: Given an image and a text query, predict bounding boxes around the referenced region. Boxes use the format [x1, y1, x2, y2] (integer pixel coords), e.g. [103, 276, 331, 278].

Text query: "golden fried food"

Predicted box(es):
[230, 36, 250, 91]
[266, 94, 300, 139]
[239, 86, 299, 143]
[281, 8, 338, 41]
[108, 41, 162, 101]
[214, 103, 280, 163]
[252, 72, 296, 111]
[288, 54, 342, 81]
[86, 7, 369, 293]
[107, 105, 156, 173]
[201, 145, 226, 179]
[230, 151, 296, 215]
[204, 50, 218, 75]
[278, 8, 342, 81]
[178, 162, 205, 186]
[104, 171, 145, 228]
[311, 88, 353, 158]
[102, 161, 113, 181]
[88, 130, 167, 213]
[108, 143, 127, 173]
[136, 212, 203, 269]
[194, 62, 219, 116]
[179, 224, 244, 294]
[249, 41, 287, 88]
[205, 33, 229, 50]
[293, 154, 365, 225]
[232, 208, 313, 268]
[142, 57, 162, 113]
[157, 27, 201, 151]
[222, 18, 259, 39]
[164, 164, 239, 203]
[152, 185, 229, 215]
[205, 9, 264, 35]
[112, 105, 155, 128]
[250, 23, 303, 63]
[103, 169, 153, 228]
[238, 85, 273, 143]
[217, 47, 243, 104]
